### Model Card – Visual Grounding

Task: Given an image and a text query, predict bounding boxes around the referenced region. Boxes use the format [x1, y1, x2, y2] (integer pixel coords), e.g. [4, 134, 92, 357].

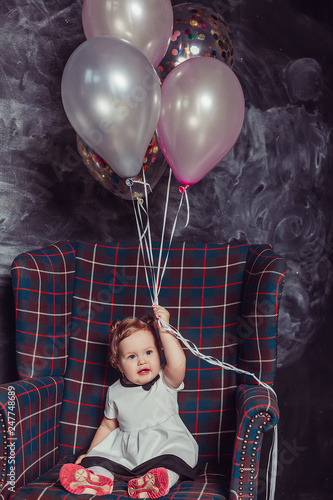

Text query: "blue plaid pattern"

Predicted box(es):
[0, 242, 286, 500]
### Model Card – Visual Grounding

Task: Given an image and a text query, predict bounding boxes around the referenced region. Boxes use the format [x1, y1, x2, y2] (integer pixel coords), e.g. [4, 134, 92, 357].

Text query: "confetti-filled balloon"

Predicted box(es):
[157, 3, 234, 81]
[77, 134, 167, 200]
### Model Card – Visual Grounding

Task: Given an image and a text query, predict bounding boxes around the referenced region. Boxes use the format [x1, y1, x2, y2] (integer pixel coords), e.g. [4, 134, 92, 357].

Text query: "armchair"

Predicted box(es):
[0, 242, 286, 499]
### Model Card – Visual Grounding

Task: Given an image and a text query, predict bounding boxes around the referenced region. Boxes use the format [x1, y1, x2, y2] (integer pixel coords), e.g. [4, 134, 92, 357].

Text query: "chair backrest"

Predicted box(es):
[12, 242, 286, 469]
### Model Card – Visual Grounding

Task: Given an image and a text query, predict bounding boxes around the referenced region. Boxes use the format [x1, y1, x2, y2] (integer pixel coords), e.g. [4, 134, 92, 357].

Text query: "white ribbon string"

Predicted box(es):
[155, 168, 173, 305]
[133, 179, 152, 192]
[183, 188, 190, 228]
[157, 318, 277, 398]
[129, 170, 277, 500]
[141, 170, 157, 296]
[158, 315, 278, 500]
[265, 425, 278, 500]
[130, 193, 155, 305]
[137, 199, 157, 296]
[157, 187, 191, 298]
[129, 168, 190, 306]
[126, 177, 152, 193]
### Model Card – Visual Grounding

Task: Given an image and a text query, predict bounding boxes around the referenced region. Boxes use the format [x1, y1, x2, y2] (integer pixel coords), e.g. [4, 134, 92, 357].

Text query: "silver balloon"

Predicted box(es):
[61, 36, 161, 179]
[82, 0, 174, 68]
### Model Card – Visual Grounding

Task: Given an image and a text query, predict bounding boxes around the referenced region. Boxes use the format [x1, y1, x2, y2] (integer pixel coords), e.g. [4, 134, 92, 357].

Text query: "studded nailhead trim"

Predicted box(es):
[238, 412, 271, 497]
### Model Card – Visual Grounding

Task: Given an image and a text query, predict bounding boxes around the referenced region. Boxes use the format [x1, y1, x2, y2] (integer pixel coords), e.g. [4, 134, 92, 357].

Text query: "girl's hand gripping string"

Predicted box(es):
[152, 306, 186, 389]
[152, 305, 170, 325]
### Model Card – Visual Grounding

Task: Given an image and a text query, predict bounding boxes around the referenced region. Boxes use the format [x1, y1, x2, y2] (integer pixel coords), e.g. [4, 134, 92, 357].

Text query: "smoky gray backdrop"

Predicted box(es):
[0, 0, 332, 498]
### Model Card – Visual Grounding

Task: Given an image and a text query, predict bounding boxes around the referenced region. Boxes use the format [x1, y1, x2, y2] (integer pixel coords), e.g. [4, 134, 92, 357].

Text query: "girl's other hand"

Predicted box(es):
[75, 453, 87, 465]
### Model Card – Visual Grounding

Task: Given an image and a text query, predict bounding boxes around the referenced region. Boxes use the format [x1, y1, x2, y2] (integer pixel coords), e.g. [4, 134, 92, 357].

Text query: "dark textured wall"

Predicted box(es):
[0, 0, 332, 498]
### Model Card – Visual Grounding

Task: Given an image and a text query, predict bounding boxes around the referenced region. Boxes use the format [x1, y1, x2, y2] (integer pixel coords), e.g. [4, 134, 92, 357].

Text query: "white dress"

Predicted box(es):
[82, 368, 199, 479]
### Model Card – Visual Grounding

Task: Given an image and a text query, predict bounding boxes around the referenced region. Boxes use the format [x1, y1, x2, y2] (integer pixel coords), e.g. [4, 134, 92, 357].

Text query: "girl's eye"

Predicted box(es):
[128, 354, 136, 360]
[146, 350, 152, 356]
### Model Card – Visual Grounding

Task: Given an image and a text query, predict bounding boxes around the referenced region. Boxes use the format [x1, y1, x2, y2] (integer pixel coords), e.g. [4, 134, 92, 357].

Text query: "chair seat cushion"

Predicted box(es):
[12, 456, 229, 500]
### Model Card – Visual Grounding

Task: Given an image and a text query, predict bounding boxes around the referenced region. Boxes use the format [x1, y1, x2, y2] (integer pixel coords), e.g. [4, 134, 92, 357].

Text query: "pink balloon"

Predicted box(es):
[82, 0, 173, 68]
[156, 57, 245, 185]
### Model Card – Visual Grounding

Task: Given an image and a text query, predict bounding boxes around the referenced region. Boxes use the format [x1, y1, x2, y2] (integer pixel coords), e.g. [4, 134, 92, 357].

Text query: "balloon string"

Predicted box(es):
[130, 167, 189, 305]
[183, 187, 190, 228]
[155, 168, 173, 304]
[137, 200, 158, 301]
[126, 177, 153, 194]
[130, 187, 153, 300]
[130, 173, 277, 499]
[130, 172, 276, 394]
[156, 187, 190, 297]
[157, 318, 277, 397]
[157, 315, 278, 500]
[140, 169, 159, 301]
[132, 179, 153, 193]
[141, 169, 156, 290]
[266, 426, 278, 500]
[129, 167, 169, 305]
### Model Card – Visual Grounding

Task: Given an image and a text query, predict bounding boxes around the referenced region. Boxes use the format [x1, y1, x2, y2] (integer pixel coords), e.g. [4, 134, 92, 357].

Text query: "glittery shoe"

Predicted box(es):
[128, 468, 169, 499]
[59, 464, 113, 496]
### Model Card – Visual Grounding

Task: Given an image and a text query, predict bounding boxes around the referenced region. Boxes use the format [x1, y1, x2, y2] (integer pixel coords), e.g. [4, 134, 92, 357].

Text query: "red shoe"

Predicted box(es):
[128, 468, 169, 499]
[59, 464, 113, 496]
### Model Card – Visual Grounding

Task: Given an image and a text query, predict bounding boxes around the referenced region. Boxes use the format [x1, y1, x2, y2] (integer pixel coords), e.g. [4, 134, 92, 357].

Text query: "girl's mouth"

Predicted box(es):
[138, 369, 150, 375]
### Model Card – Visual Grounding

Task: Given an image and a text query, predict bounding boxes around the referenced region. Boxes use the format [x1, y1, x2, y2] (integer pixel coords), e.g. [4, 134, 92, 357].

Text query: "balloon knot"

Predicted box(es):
[126, 178, 134, 187]
[179, 184, 189, 194]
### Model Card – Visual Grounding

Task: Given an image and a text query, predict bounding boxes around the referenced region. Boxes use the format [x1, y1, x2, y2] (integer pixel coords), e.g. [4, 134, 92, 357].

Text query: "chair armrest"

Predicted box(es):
[229, 384, 279, 500]
[0, 376, 64, 497]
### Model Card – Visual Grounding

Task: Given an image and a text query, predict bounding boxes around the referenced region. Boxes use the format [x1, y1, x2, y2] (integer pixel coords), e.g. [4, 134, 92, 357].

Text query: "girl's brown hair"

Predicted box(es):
[109, 315, 161, 369]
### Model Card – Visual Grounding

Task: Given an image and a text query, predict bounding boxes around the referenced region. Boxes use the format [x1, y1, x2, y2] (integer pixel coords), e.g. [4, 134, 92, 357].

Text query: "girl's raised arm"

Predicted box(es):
[153, 305, 186, 388]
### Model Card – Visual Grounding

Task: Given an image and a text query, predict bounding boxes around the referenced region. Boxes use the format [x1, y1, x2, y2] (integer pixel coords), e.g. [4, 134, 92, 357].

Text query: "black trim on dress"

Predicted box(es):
[81, 453, 198, 481]
[120, 373, 160, 391]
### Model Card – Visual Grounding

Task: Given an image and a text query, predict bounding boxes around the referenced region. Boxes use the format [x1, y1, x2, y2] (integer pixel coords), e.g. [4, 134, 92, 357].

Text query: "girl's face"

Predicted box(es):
[117, 329, 161, 385]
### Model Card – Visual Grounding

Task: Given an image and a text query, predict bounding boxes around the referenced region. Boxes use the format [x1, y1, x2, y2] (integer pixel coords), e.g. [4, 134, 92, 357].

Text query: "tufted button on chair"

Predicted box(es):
[0, 242, 286, 499]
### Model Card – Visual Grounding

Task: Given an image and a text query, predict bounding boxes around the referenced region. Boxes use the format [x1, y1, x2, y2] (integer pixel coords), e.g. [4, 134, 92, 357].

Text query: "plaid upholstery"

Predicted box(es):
[58, 243, 251, 466]
[0, 242, 286, 500]
[0, 377, 64, 497]
[11, 242, 77, 378]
